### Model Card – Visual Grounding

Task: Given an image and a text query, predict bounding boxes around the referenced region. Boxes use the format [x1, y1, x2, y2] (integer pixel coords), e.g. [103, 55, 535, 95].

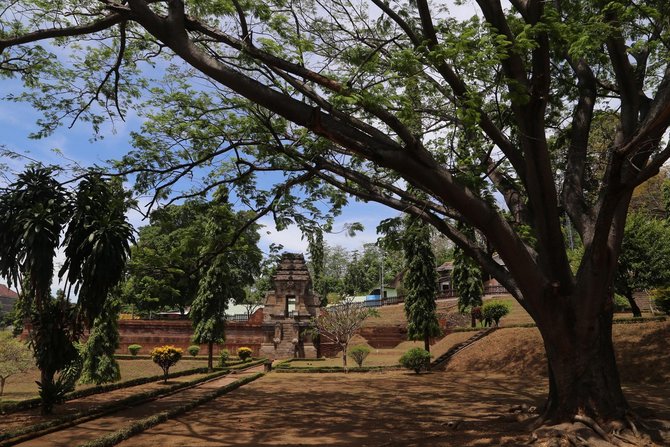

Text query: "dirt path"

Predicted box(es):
[115, 370, 670, 447]
[14, 366, 264, 447]
[1, 373, 211, 436]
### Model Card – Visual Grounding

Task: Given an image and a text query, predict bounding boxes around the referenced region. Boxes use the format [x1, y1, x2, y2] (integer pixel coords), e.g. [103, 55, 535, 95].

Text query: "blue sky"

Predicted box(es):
[0, 76, 395, 262]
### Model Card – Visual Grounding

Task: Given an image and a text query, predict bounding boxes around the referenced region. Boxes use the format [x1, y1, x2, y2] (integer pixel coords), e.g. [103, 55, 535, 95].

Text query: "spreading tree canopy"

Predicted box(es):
[120, 200, 211, 315]
[3, 0, 670, 436]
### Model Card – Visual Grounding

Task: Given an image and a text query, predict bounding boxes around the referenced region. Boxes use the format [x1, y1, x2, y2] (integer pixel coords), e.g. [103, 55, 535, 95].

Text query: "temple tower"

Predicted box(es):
[259, 253, 320, 359]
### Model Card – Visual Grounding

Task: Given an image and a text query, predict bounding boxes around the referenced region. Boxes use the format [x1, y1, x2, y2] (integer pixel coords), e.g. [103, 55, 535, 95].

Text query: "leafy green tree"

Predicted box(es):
[190, 190, 262, 370]
[6, 0, 670, 430]
[402, 216, 440, 352]
[615, 214, 670, 317]
[121, 200, 209, 315]
[0, 332, 33, 397]
[0, 168, 133, 413]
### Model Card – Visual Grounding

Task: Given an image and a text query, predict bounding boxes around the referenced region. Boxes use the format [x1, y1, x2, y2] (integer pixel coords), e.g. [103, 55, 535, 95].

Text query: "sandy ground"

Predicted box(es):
[116, 371, 670, 447]
[13, 366, 264, 447]
[8, 321, 668, 446]
[114, 321, 670, 447]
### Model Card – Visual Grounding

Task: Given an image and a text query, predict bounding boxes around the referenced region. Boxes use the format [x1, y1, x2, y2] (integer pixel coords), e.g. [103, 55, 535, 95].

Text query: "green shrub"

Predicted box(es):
[128, 344, 142, 356]
[481, 301, 511, 326]
[613, 294, 631, 312]
[187, 345, 200, 357]
[237, 347, 252, 362]
[651, 288, 670, 315]
[349, 345, 371, 367]
[150, 346, 182, 382]
[399, 348, 431, 374]
[218, 349, 230, 366]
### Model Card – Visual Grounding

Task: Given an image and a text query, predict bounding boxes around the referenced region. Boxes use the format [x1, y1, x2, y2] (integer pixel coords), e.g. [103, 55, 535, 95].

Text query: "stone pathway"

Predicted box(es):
[13, 365, 264, 447]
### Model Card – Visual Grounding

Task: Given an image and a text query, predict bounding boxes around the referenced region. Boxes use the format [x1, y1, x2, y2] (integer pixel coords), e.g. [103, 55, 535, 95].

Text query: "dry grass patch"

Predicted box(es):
[1, 358, 209, 402]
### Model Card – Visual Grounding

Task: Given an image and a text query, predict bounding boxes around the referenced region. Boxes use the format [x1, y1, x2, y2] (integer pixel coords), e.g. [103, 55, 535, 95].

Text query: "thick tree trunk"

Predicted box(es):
[40, 369, 56, 415]
[342, 343, 348, 372]
[537, 306, 629, 423]
[0, 376, 5, 397]
[208, 341, 214, 372]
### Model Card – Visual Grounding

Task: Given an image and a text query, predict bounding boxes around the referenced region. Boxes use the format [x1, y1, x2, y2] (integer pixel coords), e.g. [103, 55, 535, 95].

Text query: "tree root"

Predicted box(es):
[624, 413, 640, 438]
[573, 414, 614, 443]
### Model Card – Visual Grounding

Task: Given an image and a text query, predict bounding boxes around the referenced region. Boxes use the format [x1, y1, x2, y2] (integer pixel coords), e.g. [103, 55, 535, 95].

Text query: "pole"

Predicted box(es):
[380, 247, 384, 301]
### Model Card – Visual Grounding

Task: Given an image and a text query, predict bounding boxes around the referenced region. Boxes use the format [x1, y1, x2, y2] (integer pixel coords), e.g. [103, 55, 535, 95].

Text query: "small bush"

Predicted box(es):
[651, 288, 670, 315]
[150, 346, 183, 382]
[613, 294, 631, 312]
[481, 301, 511, 326]
[187, 345, 200, 357]
[218, 349, 230, 366]
[349, 345, 371, 367]
[399, 348, 431, 374]
[128, 344, 142, 356]
[237, 347, 253, 362]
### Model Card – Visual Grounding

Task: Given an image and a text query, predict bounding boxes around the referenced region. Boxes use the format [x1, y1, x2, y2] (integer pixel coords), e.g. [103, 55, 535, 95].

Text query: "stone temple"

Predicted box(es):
[259, 253, 320, 359]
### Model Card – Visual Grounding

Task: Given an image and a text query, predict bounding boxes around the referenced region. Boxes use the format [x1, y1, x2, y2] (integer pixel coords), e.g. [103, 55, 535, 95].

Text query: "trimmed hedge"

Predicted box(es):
[452, 316, 665, 332]
[0, 369, 230, 446]
[274, 365, 398, 373]
[78, 372, 264, 447]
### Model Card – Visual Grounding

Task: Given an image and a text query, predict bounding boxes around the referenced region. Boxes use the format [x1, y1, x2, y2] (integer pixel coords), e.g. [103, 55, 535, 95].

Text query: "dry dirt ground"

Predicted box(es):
[114, 321, 669, 447]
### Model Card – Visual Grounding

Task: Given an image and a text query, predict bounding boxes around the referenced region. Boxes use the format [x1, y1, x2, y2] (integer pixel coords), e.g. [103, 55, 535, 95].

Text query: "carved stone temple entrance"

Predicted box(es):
[259, 253, 320, 359]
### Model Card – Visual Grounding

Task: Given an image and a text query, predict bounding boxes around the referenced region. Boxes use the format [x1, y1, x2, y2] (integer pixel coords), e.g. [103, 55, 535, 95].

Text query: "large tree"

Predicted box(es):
[0, 168, 133, 412]
[3, 0, 670, 437]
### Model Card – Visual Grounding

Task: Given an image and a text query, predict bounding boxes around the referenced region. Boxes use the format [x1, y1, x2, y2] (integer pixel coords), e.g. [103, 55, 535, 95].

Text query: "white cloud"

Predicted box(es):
[257, 215, 384, 256]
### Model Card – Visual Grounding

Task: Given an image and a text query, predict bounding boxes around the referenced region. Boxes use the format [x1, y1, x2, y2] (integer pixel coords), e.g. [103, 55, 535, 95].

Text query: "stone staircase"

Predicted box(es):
[273, 321, 299, 358]
[431, 327, 498, 370]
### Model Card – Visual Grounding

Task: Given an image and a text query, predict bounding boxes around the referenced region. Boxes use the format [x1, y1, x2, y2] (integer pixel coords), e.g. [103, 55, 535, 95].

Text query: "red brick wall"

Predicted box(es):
[117, 309, 266, 357]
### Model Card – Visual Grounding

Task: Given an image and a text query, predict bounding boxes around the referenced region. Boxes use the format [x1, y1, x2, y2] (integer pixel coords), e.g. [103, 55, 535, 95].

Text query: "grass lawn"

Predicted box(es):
[282, 331, 477, 369]
[0, 358, 209, 403]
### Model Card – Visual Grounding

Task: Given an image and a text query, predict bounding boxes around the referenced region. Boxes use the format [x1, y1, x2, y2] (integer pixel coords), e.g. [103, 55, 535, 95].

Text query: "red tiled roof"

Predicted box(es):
[0, 284, 18, 299]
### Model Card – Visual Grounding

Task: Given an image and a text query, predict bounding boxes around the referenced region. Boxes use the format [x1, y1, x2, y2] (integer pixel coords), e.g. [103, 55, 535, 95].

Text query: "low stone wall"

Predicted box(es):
[117, 310, 265, 357]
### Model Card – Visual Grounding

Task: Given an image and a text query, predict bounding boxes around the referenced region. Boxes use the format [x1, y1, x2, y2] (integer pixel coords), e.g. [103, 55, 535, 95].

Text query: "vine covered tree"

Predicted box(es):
[401, 216, 440, 352]
[4, 0, 670, 438]
[452, 225, 484, 327]
[79, 297, 122, 385]
[190, 188, 262, 371]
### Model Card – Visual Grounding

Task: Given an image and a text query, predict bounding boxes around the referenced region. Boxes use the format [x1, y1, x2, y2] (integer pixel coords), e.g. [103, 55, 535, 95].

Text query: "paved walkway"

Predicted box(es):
[15, 366, 264, 447]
